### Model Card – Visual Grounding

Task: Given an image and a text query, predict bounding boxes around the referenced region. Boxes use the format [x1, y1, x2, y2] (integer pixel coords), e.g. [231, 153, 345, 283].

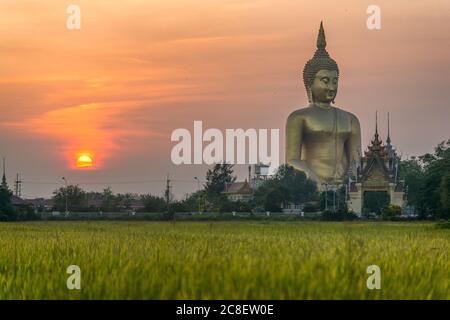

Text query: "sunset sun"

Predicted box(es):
[76, 154, 93, 168]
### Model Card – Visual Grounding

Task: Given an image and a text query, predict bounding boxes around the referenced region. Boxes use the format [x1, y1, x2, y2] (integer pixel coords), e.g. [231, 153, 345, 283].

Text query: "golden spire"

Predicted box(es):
[386, 112, 391, 145]
[375, 110, 378, 137]
[371, 111, 381, 146]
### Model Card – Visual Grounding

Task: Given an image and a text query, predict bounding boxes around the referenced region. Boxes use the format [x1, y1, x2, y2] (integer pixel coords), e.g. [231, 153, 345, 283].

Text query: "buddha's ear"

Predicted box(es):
[332, 78, 338, 104]
[307, 88, 313, 103]
[332, 86, 337, 104]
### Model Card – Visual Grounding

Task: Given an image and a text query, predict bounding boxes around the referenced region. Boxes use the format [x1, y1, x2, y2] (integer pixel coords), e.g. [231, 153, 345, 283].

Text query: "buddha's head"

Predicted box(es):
[303, 22, 339, 104]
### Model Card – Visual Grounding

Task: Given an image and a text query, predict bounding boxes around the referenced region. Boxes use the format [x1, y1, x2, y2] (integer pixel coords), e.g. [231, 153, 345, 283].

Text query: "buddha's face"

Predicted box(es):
[310, 69, 338, 104]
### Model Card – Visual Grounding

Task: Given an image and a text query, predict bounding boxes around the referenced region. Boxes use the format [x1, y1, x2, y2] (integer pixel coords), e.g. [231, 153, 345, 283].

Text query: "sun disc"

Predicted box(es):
[76, 154, 93, 168]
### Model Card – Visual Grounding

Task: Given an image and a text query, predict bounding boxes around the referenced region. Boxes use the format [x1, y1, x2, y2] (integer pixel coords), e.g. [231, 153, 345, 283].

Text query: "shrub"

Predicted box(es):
[436, 221, 450, 229]
[321, 209, 358, 221]
[382, 204, 402, 220]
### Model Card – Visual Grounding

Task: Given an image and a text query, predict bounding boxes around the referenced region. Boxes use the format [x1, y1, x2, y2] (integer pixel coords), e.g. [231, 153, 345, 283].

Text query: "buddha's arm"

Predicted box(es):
[346, 114, 362, 169]
[285, 113, 320, 182]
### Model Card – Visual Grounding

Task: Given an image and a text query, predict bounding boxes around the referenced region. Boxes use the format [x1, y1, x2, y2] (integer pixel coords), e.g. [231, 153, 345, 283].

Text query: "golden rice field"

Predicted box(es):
[0, 221, 448, 299]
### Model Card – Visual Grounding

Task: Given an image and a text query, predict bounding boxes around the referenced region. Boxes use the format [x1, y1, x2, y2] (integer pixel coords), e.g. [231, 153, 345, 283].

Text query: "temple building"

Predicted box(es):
[222, 164, 271, 202]
[347, 113, 406, 215]
[223, 180, 254, 202]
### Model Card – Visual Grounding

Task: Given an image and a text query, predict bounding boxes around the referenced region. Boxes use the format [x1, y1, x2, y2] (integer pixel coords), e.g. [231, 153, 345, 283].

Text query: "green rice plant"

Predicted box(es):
[0, 221, 448, 299]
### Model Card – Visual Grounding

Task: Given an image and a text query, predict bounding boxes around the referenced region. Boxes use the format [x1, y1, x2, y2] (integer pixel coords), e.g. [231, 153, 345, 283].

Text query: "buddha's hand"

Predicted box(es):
[288, 159, 321, 184]
[304, 169, 321, 185]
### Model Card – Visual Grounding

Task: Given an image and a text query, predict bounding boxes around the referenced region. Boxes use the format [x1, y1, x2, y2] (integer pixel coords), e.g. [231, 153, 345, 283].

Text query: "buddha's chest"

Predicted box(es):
[303, 110, 353, 139]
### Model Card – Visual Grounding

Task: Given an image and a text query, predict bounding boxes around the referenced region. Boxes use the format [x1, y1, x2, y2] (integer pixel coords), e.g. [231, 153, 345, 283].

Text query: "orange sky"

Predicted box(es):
[1, 0, 449, 198]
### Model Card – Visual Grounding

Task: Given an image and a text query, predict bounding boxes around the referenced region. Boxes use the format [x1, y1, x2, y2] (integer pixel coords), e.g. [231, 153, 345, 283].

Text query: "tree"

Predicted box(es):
[399, 158, 424, 208]
[52, 185, 87, 212]
[254, 183, 288, 212]
[274, 165, 317, 204]
[173, 190, 206, 213]
[205, 163, 236, 199]
[254, 164, 318, 212]
[418, 139, 450, 218]
[101, 187, 117, 212]
[440, 172, 450, 216]
[141, 194, 166, 212]
[117, 193, 135, 210]
[0, 186, 16, 220]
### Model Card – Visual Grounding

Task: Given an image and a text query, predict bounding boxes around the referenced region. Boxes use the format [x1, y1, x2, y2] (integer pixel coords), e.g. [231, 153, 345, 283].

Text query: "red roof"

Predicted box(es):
[223, 181, 253, 194]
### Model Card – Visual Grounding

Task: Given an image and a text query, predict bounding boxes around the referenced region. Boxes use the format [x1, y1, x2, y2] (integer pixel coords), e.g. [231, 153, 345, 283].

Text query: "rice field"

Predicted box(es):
[0, 221, 448, 299]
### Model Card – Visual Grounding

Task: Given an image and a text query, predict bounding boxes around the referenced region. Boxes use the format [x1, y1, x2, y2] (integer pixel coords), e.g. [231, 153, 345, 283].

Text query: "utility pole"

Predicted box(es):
[325, 183, 328, 211]
[14, 173, 22, 197]
[165, 174, 171, 213]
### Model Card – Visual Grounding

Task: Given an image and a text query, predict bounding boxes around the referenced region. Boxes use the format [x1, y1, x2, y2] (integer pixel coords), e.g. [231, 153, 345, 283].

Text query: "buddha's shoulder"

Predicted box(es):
[335, 106, 360, 122]
[287, 106, 360, 123]
[286, 106, 314, 121]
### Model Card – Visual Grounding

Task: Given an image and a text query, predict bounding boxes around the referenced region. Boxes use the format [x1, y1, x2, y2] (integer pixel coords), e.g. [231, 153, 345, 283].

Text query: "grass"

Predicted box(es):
[0, 221, 448, 299]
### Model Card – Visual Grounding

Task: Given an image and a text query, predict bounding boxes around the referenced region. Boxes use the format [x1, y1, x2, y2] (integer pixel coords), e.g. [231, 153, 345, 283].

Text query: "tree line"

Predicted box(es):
[1, 139, 448, 221]
[399, 139, 450, 219]
[49, 163, 319, 214]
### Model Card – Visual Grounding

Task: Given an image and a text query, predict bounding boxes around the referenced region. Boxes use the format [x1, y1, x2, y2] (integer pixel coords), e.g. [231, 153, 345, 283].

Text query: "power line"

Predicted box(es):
[21, 179, 205, 185]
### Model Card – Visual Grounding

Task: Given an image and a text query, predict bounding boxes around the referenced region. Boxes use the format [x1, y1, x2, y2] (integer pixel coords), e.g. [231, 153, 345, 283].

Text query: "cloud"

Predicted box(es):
[2, 102, 162, 170]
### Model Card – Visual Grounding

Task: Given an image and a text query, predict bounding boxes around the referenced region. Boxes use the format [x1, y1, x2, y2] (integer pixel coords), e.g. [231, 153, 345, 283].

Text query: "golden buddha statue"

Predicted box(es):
[285, 22, 361, 188]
